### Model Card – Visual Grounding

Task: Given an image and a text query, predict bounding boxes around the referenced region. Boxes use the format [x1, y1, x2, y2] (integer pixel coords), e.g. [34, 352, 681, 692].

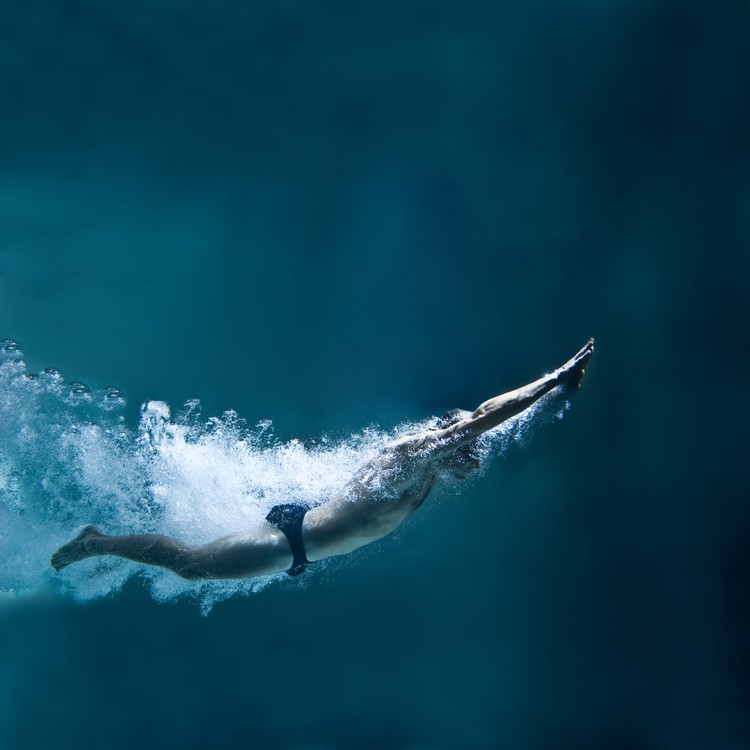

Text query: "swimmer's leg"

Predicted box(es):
[51, 524, 293, 580]
[51, 525, 203, 577]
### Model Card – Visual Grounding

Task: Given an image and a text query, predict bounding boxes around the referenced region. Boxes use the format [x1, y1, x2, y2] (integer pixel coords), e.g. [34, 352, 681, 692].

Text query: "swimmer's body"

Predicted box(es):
[51, 339, 594, 580]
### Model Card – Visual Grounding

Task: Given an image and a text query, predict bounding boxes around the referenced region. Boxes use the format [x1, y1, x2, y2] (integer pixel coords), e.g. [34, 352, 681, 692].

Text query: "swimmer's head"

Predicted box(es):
[434, 409, 482, 479]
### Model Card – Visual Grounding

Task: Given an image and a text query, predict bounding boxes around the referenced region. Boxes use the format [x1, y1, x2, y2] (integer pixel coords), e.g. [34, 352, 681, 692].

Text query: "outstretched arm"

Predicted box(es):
[428, 338, 594, 450]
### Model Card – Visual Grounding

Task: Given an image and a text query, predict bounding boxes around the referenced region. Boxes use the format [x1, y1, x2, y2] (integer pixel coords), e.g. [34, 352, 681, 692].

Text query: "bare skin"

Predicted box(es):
[51, 338, 594, 580]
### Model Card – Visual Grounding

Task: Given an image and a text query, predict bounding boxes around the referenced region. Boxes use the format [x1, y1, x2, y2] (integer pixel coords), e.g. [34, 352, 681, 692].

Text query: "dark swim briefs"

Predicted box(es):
[265, 503, 311, 576]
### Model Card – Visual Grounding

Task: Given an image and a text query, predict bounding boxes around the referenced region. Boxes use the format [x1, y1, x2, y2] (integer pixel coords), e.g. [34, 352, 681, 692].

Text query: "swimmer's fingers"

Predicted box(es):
[573, 337, 595, 364]
[555, 338, 595, 388]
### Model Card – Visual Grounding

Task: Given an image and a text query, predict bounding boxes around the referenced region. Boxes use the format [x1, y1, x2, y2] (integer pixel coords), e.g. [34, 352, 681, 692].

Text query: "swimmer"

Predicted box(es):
[51, 338, 594, 580]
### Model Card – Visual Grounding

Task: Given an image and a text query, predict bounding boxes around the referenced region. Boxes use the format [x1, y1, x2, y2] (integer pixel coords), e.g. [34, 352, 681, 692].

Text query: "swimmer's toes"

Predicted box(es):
[51, 552, 71, 571]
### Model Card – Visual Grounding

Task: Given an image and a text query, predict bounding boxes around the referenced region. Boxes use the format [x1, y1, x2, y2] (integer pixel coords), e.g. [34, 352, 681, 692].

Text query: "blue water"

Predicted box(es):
[1, 1, 749, 749]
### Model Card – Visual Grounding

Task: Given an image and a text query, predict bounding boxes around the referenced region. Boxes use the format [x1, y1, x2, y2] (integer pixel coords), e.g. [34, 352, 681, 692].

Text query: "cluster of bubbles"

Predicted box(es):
[1, 339, 125, 407]
[0, 339, 569, 613]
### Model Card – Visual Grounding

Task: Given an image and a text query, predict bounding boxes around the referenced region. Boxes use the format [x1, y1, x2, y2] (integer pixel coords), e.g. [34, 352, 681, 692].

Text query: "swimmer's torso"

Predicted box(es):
[302, 435, 439, 561]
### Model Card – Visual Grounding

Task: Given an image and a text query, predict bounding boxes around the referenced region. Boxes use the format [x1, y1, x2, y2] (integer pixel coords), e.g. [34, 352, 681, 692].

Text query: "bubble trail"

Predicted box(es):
[0, 343, 568, 613]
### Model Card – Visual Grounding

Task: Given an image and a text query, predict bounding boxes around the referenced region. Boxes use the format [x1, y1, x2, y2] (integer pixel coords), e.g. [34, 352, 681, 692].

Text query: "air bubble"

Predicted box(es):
[42, 368, 63, 379]
[1, 339, 21, 353]
[99, 386, 126, 411]
[69, 382, 90, 395]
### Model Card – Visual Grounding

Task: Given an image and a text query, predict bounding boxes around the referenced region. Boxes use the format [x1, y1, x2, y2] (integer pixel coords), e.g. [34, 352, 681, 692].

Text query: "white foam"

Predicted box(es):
[0, 344, 568, 612]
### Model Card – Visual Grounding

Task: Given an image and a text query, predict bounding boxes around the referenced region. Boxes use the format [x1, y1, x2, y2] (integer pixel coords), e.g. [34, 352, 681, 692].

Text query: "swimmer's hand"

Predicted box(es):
[554, 338, 594, 389]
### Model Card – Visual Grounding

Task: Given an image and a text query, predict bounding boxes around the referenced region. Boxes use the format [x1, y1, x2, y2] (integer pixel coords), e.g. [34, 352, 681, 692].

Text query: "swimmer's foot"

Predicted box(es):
[51, 525, 103, 571]
[555, 338, 595, 389]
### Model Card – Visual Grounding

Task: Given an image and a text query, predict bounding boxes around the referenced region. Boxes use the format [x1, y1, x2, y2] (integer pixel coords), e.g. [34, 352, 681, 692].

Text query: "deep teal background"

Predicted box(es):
[1, 1, 749, 748]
